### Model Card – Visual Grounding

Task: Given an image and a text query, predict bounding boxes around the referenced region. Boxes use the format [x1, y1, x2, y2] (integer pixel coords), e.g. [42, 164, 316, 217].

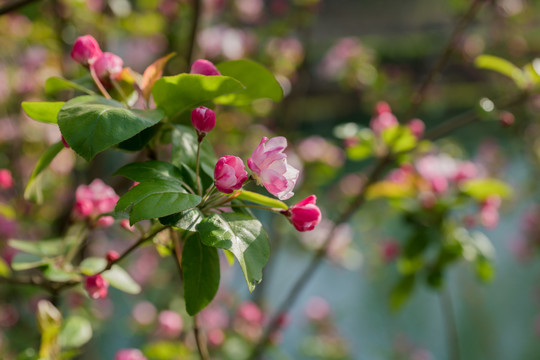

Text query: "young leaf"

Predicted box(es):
[59, 316, 93, 349]
[182, 234, 220, 315]
[102, 265, 141, 294]
[460, 178, 512, 201]
[382, 126, 417, 153]
[57, 96, 164, 161]
[141, 53, 176, 101]
[215, 59, 283, 105]
[235, 190, 288, 210]
[79, 257, 107, 275]
[197, 213, 269, 292]
[24, 141, 64, 203]
[21, 102, 65, 124]
[475, 55, 527, 89]
[152, 74, 244, 117]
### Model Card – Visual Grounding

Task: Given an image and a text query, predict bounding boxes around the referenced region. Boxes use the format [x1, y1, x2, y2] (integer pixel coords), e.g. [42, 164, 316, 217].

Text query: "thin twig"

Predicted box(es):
[193, 314, 210, 360]
[185, 0, 201, 69]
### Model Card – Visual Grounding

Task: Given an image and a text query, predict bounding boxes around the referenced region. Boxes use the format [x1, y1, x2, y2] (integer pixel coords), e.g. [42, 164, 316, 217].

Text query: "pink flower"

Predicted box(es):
[305, 297, 330, 322]
[115, 349, 147, 360]
[71, 35, 102, 66]
[214, 155, 248, 193]
[380, 239, 400, 263]
[0, 169, 14, 189]
[95, 216, 114, 227]
[408, 118, 425, 139]
[92, 52, 124, 81]
[85, 275, 108, 299]
[157, 310, 183, 338]
[248, 136, 299, 200]
[287, 195, 321, 232]
[190, 59, 221, 76]
[120, 219, 135, 231]
[73, 179, 119, 226]
[480, 195, 501, 229]
[191, 106, 216, 134]
[236, 301, 264, 325]
[370, 101, 398, 134]
[106, 250, 119, 263]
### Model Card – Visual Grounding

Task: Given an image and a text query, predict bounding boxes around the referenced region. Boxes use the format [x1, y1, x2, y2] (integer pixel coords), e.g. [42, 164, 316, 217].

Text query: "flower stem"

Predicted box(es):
[89, 66, 112, 100]
[195, 136, 203, 196]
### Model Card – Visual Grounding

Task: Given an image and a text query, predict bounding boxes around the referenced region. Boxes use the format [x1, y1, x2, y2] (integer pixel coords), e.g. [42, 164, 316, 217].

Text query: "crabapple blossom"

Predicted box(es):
[214, 155, 248, 193]
[305, 297, 330, 322]
[115, 349, 147, 360]
[191, 106, 216, 135]
[106, 250, 119, 263]
[248, 136, 299, 200]
[190, 59, 221, 76]
[70, 35, 102, 66]
[92, 52, 124, 82]
[408, 118, 425, 139]
[480, 195, 501, 229]
[157, 310, 183, 338]
[286, 195, 322, 232]
[84, 274, 108, 299]
[370, 101, 398, 134]
[73, 179, 119, 226]
[380, 239, 400, 263]
[0, 169, 14, 189]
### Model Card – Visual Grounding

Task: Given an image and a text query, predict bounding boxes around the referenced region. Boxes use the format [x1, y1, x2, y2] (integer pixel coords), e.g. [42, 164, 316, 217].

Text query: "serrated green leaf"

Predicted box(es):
[79, 257, 107, 275]
[102, 265, 141, 294]
[475, 55, 527, 89]
[21, 102, 64, 124]
[235, 190, 288, 210]
[215, 59, 283, 105]
[59, 316, 93, 348]
[24, 141, 65, 204]
[460, 178, 511, 201]
[182, 234, 220, 315]
[45, 76, 96, 96]
[390, 275, 415, 310]
[152, 74, 244, 117]
[57, 96, 164, 161]
[197, 213, 269, 292]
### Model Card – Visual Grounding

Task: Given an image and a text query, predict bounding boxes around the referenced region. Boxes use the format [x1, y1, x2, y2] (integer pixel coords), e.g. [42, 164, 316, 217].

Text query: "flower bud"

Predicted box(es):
[85, 274, 109, 299]
[92, 52, 124, 82]
[157, 310, 183, 338]
[287, 195, 321, 232]
[106, 250, 119, 263]
[191, 106, 216, 135]
[71, 35, 102, 66]
[214, 155, 248, 193]
[499, 110, 515, 127]
[0, 169, 14, 189]
[190, 59, 221, 76]
[115, 349, 147, 360]
[408, 118, 425, 139]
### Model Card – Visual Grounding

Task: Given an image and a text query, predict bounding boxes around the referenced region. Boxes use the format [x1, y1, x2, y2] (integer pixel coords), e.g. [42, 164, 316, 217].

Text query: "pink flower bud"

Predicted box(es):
[499, 110, 515, 127]
[453, 161, 477, 182]
[73, 179, 119, 223]
[106, 250, 119, 263]
[236, 301, 264, 325]
[92, 52, 124, 81]
[248, 136, 300, 200]
[115, 349, 147, 360]
[214, 155, 248, 193]
[305, 297, 330, 322]
[190, 59, 221, 76]
[0, 169, 14, 189]
[288, 195, 321, 232]
[157, 310, 183, 338]
[408, 118, 425, 139]
[480, 206, 499, 229]
[370, 102, 398, 135]
[85, 274, 108, 299]
[191, 106, 216, 134]
[380, 239, 400, 263]
[120, 219, 135, 231]
[95, 215, 114, 227]
[375, 101, 392, 115]
[71, 35, 102, 66]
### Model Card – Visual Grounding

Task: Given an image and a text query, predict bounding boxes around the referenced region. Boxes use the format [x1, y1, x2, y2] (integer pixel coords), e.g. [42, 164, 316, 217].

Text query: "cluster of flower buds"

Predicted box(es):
[71, 35, 124, 87]
[84, 274, 108, 299]
[73, 179, 119, 227]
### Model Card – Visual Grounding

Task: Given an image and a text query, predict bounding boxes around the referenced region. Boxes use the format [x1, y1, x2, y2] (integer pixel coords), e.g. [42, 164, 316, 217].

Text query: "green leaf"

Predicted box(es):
[0, 258, 11, 277]
[59, 316, 93, 348]
[57, 96, 164, 161]
[11, 253, 50, 271]
[475, 257, 495, 283]
[9, 238, 68, 257]
[159, 208, 204, 231]
[197, 213, 269, 292]
[152, 74, 244, 117]
[390, 275, 415, 310]
[102, 265, 141, 294]
[182, 234, 220, 315]
[382, 125, 417, 154]
[21, 102, 64, 124]
[235, 190, 288, 210]
[460, 178, 512, 201]
[117, 123, 161, 151]
[43, 265, 80, 282]
[79, 257, 107, 275]
[24, 141, 65, 203]
[45, 76, 96, 96]
[115, 161, 201, 223]
[215, 59, 283, 105]
[475, 55, 527, 89]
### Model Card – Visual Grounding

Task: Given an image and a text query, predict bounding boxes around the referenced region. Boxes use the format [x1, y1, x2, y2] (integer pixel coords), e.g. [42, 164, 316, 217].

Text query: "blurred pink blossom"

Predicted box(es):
[305, 296, 330, 322]
[115, 349, 147, 360]
[85, 275, 108, 299]
[190, 59, 221, 76]
[157, 310, 183, 338]
[370, 102, 398, 134]
[132, 301, 157, 326]
[73, 179, 119, 226]
[380, 239, 400, 263]
[0, 169, 14, 189]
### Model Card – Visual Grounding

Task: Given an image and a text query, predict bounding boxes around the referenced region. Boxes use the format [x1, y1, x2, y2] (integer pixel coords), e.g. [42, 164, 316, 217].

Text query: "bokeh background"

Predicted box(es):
[2, 0, 540, 359]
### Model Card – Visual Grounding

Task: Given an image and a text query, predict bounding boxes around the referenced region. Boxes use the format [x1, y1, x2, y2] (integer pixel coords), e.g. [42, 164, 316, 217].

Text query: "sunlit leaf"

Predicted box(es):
[102, 265, 141, 294]
[460, 178, 512, 201]
[21, 102, 64, 124]
[475, 55, 527, 89]
[59, 316, 93, 348]
[141, 53, 176, 101]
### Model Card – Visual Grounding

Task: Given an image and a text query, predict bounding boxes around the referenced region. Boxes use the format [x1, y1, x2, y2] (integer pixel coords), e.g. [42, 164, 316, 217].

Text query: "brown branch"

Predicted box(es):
[193, 314, 210, 360]
[0, 0, 40, 15]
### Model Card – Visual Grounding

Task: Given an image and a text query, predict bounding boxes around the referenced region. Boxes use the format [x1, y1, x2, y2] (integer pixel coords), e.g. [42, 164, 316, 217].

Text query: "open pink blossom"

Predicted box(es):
[190, 59, 221, 76]
[248, 136, 299, 200]
[191, 106, 216, 134]
[115, 349, 147, 360]
[92, 52, 124, 81]
[287, 195, 321, 232]
[214, 155, 248, 193]
[85, 274, 108, 299]
[0, 169, 14, 189]
[71, 35, 102, 66]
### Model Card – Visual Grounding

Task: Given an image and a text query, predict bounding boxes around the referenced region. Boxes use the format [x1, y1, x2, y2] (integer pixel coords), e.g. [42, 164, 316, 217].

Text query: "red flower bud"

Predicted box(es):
[288, 195, 322, 232]
[84, 274, 108, 299]
[190, 59, 221, 76]
[106, 250, 119, 263]
[191, 106, 216, 134]
[214, 155, 248, 193]
[71, 35, 103, 66]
